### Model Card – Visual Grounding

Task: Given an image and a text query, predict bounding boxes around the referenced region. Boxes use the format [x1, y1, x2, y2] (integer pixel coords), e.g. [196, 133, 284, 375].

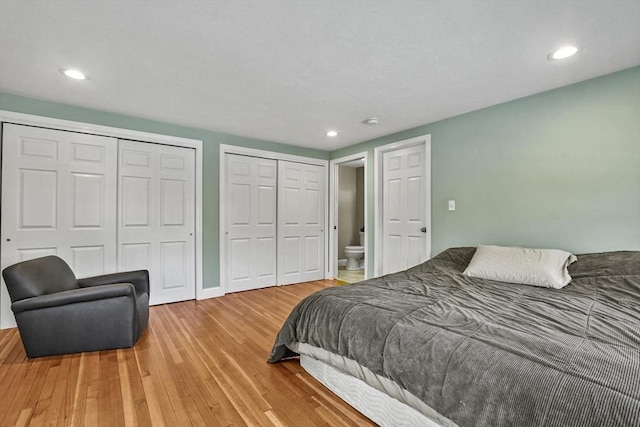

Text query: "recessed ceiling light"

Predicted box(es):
[548, 46, 578, 60]
[326, 130, 338, 137]
[62, 69, 86, 80]
[363, 117, 379, 125]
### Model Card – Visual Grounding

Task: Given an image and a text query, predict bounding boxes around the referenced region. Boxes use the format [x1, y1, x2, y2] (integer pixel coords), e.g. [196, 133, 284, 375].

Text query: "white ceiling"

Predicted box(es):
[1, 1, 639, 151]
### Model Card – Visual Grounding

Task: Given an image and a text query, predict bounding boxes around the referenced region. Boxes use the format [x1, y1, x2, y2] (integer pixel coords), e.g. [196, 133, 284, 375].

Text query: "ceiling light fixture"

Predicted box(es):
[363, 117, 379, 125]
[326, 130, 338, 137]
[62, 69, 86, 80]
[548, 46, 578, 60]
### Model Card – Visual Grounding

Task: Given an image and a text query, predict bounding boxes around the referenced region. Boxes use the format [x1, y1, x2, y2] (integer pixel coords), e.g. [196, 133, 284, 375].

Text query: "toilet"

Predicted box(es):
[344, 231, 365, 271]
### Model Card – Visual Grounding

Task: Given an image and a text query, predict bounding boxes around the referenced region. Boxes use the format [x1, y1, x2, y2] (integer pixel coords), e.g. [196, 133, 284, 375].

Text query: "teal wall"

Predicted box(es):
[0, 93, 329, 288]
[2, 66, 638, 286]
[333, 66, 640, 277]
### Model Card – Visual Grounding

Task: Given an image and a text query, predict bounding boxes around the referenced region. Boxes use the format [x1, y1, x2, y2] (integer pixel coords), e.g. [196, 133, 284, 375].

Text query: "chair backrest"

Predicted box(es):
[2, 256, 78, 302]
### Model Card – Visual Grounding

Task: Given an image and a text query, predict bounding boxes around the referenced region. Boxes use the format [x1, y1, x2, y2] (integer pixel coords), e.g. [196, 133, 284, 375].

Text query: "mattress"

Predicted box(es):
[292, 342, 456, 426]
[300, 354, 445, 427]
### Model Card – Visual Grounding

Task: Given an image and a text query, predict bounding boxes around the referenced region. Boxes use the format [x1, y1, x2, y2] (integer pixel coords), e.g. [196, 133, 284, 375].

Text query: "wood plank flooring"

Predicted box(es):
[0, 280, 375, 427]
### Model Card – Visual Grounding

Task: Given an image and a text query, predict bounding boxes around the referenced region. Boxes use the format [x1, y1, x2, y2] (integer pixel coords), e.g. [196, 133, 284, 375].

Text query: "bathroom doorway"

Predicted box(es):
[329, 152, 368, 284]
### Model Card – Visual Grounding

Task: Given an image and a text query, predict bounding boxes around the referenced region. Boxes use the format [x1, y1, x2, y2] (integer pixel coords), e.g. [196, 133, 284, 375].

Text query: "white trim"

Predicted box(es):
[374, 134, 431, 277]
[219, 143, 327, 167]
[219, 144, 329, 295]
[0, 110, 200, 148]
[329, 152, 368, 280]
[0, 110, 204, 328]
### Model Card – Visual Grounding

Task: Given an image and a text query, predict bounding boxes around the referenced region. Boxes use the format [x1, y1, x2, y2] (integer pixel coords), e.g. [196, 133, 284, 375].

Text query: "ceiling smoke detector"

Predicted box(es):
[363, 117, 379, 125]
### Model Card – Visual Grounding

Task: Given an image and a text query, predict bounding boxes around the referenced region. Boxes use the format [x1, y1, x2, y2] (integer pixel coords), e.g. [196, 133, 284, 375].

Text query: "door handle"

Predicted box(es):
[421, 227, 427, 233]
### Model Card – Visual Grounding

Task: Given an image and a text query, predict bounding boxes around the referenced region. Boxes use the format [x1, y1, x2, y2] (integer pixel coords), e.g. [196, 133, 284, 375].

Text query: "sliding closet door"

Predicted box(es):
[1, 124, 117, 327]
[277, 160, 325, 285]
[118, 140, 196, 305]
[225, 154, 277, 292]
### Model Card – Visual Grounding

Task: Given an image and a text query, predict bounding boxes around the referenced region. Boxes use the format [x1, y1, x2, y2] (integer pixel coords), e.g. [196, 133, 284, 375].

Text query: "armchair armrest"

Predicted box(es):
[78, 270, 149, 297]
[11, 283, 135, 313]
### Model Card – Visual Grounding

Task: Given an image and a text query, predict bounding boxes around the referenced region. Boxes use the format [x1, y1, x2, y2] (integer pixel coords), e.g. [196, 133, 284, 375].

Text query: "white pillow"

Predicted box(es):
[463, 245, 577, 289]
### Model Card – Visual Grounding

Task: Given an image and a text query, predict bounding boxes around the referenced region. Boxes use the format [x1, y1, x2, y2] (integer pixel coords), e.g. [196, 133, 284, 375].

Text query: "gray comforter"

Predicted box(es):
[269, 247, 640, 426]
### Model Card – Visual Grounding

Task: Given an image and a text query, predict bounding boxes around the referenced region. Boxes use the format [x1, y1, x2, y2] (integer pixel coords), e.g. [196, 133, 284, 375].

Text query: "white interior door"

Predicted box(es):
[277, 160, 325, 285]
[382, 143, 428, 275]
[118, 140, 195, 305]
[1, 124, 117, 328]
[225, 154, 277, 292]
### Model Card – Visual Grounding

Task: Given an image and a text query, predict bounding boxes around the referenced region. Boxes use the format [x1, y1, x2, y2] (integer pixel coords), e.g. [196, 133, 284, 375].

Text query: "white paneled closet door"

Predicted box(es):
[1, 124, 118, 328]
[118, 140, 196, 305]
[225, 154, 277, 292]
[277, 160, 325, 285]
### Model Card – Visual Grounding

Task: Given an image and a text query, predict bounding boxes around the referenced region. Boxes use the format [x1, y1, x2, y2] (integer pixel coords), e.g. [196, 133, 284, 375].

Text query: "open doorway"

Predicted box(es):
[329, 152, 368, 284]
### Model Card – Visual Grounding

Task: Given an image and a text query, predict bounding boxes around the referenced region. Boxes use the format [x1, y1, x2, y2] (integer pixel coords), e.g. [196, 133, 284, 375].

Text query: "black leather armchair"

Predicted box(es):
[2, 256, 149, 358]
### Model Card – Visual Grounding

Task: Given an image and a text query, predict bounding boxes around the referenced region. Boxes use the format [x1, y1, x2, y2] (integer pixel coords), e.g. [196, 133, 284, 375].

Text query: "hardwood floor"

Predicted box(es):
[0, 280, 375, 427]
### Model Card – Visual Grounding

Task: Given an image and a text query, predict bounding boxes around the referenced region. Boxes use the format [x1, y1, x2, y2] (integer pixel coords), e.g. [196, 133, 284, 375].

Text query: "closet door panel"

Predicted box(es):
[1, 124, 117, 328]
[161, 179, 186, 225]
[19, 169, 58, 228]
[161, 241, 187, 288]
[305, 236, 320, 271]
[305, 188, 320, 224]
[122, 177, 151, 226]
[230, 238, 251, 281]
[225, 154, 277, 292]
[256, 237, 276, 278]
[277, 161, 325, 285]
[121, 243, 151, 272]
[118, 140, 195, 305]
[71, 173, 105, 228]
[71, 246, 106, 278]
[282, 236, 300, 275]
[257, 185, 275, 224]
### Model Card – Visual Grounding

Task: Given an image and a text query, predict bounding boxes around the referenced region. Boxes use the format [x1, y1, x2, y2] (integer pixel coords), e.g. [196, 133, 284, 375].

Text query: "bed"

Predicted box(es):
[268, 247, 640, 426]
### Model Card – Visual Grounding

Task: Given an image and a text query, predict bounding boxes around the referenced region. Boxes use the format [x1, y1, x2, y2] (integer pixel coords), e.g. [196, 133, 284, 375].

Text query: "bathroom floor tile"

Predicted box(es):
[337, 268, 365, 284]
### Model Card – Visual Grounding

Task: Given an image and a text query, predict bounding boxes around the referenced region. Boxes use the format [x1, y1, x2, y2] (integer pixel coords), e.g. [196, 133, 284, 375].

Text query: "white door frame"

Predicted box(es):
[0, 110, 204, 329]
[328, 151, 368, 280]
[219, 144, 328, 294]
[374, 134, 431, 277]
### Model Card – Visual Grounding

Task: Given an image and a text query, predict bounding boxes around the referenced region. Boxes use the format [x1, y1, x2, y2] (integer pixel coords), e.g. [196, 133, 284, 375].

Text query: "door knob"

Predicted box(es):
[421, 227, 427, 233]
